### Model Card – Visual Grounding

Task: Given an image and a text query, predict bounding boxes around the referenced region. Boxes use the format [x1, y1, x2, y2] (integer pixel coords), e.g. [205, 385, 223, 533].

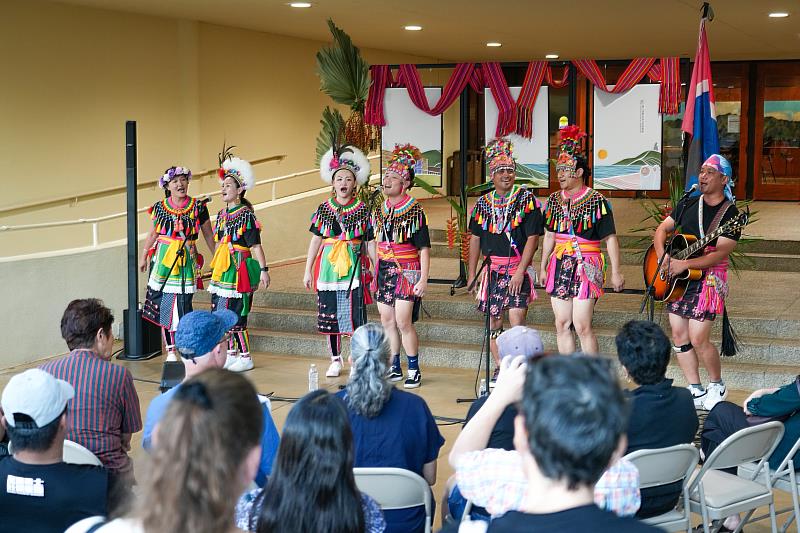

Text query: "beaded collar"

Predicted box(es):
[374, 195, 426, 244]
[214, 204, 260, 243]
[149, 197, 201, 238]
[310, 197, 370, 240]
[471, 185, 538, 234]
[544, 187, 608, 234]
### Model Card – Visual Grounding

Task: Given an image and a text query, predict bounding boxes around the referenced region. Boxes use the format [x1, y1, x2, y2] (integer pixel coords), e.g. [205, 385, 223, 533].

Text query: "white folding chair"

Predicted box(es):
[624, 444, 700, 532]
[62, 439, 103, 466]
[354, 467, 432, 533]
[738, 434, 800, 533]
[687, 421, 785, 533]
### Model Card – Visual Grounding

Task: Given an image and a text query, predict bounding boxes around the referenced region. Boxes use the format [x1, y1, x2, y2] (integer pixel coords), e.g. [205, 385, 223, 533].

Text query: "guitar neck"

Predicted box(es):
[675, 218, 742, 259]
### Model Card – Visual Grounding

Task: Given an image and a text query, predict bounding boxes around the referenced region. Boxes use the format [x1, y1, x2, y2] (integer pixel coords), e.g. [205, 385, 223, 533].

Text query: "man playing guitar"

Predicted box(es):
[653, 154, 741, 411]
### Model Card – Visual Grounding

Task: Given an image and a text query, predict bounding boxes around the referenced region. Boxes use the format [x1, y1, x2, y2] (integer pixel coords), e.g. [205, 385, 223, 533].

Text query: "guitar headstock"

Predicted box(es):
[718, 209, 750, 234]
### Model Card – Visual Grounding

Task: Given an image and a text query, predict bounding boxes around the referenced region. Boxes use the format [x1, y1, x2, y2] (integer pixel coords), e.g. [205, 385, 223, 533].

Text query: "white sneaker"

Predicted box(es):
[229, 356, 254, 373]
[688, 386, 707, 410]
[703, 382, 728, 411]
[223, 352, 238, 369]
[326, 359, 343, 378]
[166, 347, 178, 362]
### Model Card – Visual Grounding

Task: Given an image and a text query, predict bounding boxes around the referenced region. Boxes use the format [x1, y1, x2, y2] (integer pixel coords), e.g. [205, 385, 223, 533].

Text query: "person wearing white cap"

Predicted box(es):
[0, 369, 108, 532]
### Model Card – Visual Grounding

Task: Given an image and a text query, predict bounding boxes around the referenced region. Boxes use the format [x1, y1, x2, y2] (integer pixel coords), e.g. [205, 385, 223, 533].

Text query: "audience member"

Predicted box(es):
[443, 355, 659, 532]
[39, 298, 141, 512]
[338, 323, 445, 533]
[445, 326, 543, 522]
[67, 368, 263, 533]
[236, 389, 386, 533]
[0, 369, 108, 532]
[142, 309, 280, 484]
[616, 320, 698, 518]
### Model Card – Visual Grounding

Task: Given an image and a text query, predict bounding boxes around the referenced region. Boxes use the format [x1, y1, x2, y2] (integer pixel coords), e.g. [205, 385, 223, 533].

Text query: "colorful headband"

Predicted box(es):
[702, 153, 734, 200]
[485, 138, 515, 174]
[320, 145, 371, 185]
[556, 125, 586, 173]
[385, 143, 422, 182]
[218, 157, 255, 191]
[159, 166, 192, 189]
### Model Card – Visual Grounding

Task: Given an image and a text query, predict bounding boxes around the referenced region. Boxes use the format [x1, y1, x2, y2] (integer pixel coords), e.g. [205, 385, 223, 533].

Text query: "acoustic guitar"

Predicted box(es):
[642, 210, 749, 302]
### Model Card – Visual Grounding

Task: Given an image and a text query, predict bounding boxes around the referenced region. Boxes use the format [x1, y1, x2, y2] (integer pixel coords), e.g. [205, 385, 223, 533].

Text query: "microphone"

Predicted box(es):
[679, 183, 698, 202]
[198, 196, 212, 207]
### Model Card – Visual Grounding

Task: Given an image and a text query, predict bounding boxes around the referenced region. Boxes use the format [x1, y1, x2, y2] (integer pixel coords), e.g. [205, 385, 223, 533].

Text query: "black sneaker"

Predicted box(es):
[387, 367, 403, 382]
[404, 369, 421, 389]
[488, 367, 500, 389]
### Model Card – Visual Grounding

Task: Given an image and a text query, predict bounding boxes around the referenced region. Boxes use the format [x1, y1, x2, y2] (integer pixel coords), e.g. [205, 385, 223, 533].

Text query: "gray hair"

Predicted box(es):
[345, 323, 393, 418]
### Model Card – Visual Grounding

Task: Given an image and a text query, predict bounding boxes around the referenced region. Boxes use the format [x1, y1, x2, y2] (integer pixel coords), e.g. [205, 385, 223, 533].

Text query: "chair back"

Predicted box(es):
[354, 467, 431, 533]
[62, 439, 103, 466]
[625, 444, 699, 489]
[701, 422, 784, 472]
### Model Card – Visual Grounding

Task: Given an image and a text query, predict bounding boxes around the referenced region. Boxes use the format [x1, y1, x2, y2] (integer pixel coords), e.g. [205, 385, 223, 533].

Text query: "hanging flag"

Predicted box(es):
[681, 15, 719, 193]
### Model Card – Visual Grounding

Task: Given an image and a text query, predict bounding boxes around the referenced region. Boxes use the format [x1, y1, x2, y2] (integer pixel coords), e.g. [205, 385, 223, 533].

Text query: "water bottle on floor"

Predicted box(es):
[479, 378, 488, 397]
[308, 364, 319, 392]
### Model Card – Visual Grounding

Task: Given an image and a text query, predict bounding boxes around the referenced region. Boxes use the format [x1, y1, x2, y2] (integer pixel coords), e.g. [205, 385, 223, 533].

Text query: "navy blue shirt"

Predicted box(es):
[338, 388, 445, 533]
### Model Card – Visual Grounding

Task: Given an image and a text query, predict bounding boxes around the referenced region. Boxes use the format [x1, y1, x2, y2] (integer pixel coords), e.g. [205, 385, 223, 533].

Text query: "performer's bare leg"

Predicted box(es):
[572, 298, 598, 354]
[377, 302, 402, 357]
[689, 319, 721, 381]
[551, 297, 576, 353]
[489, 316, 503, 366]
[669, 313, 702, 384]
[394, 299, 419, 357]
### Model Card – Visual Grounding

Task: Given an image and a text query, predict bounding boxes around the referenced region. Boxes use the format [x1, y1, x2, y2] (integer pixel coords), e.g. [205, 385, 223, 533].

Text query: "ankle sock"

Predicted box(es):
[407, 355, 419, 371]
[391, 354, 401, 370]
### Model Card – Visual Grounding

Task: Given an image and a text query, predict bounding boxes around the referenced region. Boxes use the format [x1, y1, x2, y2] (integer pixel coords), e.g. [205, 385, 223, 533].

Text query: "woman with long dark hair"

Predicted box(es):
[66, 369, 264, 533]
[235, 389, 385, 533]
[337, 323, 444, 533]
[208, 148, 270, 372]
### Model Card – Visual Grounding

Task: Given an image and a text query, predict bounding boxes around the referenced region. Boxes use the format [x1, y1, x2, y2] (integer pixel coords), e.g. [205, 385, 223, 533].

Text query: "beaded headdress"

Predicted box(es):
[485, 138, 515, 175]
[320, 145, 370, 185]
[159, 166, 192, 189]
[385, 143, 422, 184]
[555, 125, 587, 174]
[217, 144, 254, 191]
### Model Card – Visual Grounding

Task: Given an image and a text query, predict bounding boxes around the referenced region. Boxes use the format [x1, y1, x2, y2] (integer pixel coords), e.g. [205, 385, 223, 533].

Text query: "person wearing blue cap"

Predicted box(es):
[141, 310, 280, 485]
[653, 154, 742, 411]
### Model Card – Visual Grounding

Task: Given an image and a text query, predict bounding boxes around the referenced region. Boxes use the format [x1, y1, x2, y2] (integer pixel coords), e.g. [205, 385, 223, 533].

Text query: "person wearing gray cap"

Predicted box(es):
[0, 369, 108, 532]
[141, 309, 280, 486]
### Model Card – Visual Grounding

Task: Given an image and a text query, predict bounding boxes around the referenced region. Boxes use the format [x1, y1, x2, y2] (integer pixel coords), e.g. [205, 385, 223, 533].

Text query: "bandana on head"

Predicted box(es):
[702, 153, 734, 201]
[159, 166, 192, 189]
[485, 138, 515, 175]
[386, 144, 422, 183]
[555, 125, 586, 174]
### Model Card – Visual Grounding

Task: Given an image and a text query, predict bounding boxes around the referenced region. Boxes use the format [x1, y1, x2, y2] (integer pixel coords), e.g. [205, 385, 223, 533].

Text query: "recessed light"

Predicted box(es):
[486, 42, 502, 47]
[769, 12, 789, 18]
[289, 2, 311, 7]
[545, 54, 559, 59]
[404, 25, 423, 31]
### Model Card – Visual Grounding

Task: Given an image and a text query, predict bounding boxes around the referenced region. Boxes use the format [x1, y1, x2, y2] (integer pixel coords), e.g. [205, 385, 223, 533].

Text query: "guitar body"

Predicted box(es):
[643, 234, 705, 302]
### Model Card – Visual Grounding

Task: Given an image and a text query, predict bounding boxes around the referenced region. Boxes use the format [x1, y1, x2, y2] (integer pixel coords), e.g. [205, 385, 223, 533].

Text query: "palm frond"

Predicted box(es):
[315, 107, 345, 165]
[316, 19, 370, 111]
[413, 177, 465, 216]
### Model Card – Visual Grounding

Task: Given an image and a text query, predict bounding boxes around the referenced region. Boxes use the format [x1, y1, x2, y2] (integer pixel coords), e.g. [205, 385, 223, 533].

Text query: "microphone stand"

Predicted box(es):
[347, 188, 382, 325]
[457, 255, 492, 404]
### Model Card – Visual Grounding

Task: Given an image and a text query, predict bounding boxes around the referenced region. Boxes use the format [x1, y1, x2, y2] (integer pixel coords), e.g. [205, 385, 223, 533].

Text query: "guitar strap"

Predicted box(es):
[698, 195, 733, 241]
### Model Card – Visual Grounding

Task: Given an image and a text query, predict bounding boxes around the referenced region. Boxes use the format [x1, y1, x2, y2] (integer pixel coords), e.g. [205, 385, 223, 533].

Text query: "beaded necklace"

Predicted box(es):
[544, 187, 608, 234]
[149, 197, 200, 238]
[471, 185, 538, 234]
[215, 204, 260, 243]
[310, 197, 370, 239]
[375, 195, 425, 244]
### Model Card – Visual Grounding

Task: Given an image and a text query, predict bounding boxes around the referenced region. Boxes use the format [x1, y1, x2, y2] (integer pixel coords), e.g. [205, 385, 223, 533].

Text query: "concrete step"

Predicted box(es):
[219, 302, 800, 368]
[244, 327, 797, 392]
[196, 289, 800, 342]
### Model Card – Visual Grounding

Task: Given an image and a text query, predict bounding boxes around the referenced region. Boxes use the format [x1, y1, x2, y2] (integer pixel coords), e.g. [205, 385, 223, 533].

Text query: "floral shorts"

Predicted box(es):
[477, 269, 532, 318]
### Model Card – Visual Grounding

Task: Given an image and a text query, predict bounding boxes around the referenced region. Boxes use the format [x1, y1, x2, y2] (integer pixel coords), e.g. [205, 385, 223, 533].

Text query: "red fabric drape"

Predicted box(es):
[483, 62, 517, 137]
[516, 61, 548, 138]
[545, 64, 570, 89]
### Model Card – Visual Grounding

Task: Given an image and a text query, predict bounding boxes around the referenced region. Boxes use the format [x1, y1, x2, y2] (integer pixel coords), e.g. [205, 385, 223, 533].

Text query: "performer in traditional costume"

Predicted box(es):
[369, 144, 430, 389]
[208, 151, 270, 372]
[467, 139, 543, 383]
[654, 154, 741, 411]
[303, 142, 373, 378]
[139, 166, 215, 361]
[539, 125, 624, 354]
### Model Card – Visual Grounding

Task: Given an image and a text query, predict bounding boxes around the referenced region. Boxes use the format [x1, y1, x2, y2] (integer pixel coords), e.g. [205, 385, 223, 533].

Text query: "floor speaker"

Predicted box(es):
[160, 362, 185, 392]
[122, 308, 162, 358]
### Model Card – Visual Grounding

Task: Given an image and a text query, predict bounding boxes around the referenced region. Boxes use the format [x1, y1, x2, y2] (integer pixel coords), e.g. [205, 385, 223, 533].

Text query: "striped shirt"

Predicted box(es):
[40, 349, 142, 473]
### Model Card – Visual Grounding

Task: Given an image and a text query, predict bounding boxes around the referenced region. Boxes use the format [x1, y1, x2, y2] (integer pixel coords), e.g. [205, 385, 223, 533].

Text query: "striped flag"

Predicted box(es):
[681, 17, 719, 192]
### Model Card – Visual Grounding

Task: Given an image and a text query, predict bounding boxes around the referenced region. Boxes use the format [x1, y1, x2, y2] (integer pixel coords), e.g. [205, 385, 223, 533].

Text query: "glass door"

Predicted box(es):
[753, 63, 800, 201]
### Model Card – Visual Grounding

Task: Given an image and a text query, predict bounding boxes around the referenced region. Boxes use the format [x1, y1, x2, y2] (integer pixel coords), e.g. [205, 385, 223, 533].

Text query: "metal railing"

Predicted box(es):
[1, 154, 381, 255]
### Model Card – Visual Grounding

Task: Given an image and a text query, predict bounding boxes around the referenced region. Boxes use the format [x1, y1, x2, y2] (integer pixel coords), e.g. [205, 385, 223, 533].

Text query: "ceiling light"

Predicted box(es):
[768, 12, 789, 18]
[545, 54, 559, 59]
[404, 25, 423, 31]
[486, 42, 502, 47]
[289, 2, 312, 7]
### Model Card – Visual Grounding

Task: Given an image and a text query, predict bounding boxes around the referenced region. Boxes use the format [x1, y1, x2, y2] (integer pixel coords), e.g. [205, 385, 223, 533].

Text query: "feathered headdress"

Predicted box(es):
[485, 138, 515, 174]
[320, 128, 370, 186]
[217, 143, 254, 191]
[556, 125, 587, 173]
[385, 143, 422, 183]
[158, 166, 192, 189]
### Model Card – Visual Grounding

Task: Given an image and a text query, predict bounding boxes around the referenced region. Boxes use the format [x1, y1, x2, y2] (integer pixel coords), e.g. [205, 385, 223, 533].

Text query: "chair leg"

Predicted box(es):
[790, 469, 800, 533]
[769, 503, 779, 533]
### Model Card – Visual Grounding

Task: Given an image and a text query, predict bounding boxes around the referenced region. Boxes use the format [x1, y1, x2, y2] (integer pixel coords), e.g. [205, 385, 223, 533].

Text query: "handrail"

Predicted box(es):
[0, 154, 287, 218]
[1, 155, 382, 245]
